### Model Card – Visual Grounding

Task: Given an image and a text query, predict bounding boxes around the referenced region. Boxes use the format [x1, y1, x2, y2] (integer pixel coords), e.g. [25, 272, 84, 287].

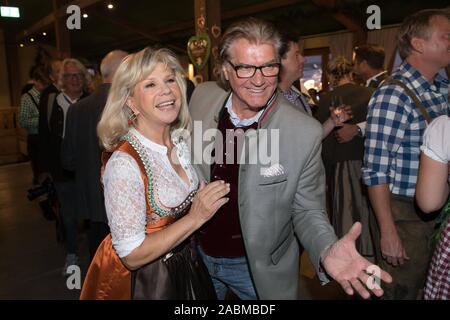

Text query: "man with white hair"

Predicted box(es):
[62, 50, 128, 260]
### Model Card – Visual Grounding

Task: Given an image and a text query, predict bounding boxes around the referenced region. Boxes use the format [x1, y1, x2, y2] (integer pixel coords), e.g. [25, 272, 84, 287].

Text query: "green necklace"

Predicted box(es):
[122, 132, 196, 218]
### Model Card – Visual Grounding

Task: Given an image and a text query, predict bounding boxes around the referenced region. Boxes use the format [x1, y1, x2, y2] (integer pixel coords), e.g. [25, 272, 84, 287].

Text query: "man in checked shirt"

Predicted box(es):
[363, 8, 450, 299]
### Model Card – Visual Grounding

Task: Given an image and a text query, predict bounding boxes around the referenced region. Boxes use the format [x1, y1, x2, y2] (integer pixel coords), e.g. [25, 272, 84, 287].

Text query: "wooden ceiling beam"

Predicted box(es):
[332, 11, 363, 33]
[15, 0, 104, 42]
[221, 0, 303, 20]
[312, 0, 366, 44]
[75, 35, 143, 56]
[332, 12, 366, 44]
[89, 9, 185, 54]
[87, 0, 304, 56]
[154, 0, 304, 36]
[311, 0, 338, 10]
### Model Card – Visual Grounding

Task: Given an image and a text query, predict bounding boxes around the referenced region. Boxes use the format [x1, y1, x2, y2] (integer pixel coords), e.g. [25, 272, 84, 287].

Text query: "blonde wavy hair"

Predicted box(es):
[97, 47, 191, 151]
[327, 56, 353, 87]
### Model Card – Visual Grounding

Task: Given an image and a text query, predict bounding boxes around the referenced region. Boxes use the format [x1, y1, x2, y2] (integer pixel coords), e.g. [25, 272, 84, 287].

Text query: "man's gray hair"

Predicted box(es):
[217, 17, 282, 90]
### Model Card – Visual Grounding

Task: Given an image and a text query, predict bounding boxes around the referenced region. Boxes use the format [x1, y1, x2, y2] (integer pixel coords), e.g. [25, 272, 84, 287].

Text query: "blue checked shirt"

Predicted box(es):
[362, 62, 449, 197]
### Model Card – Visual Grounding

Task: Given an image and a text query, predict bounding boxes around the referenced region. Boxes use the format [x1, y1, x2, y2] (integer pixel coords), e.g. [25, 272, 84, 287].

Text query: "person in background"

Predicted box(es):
[39, 58, 90, 276]
[86, 65, 103, 94]
[335, 44, 388, 144]
[416, 115, 450, 300]
[363, 9, 450, 299]
[21, 64, 43, 95]
[353, 44, 388, 89]
[277, 27, 351, 138]
[18, 66, 49, 185]
[308, 88, 320, 106]
[80, 47, 228, 299]
[317, 56, 376, 261]
[277, 28, 312, 116]
[62, 50, 128, 260]
[38, 59, 62, 117]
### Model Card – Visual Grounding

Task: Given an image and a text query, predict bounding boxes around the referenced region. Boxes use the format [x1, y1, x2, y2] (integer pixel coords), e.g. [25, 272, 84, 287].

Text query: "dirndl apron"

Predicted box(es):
[80, 139, 216, 300]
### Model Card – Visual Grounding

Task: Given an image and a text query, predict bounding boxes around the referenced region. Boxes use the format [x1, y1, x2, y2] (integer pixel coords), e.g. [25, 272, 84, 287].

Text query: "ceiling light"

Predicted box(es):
[42, 32, 47, 36]
[30, 38, 34, 42]
[83, 13, 88, 18]
[107, 4, 114, 9]
[19, 44, 24, 47]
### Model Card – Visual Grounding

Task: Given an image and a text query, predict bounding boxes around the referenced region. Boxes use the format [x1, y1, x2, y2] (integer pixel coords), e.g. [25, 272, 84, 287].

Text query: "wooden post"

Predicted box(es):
[53, 0, 71, 58]
[4, 32, 21, 107]
[193, 0, 221, 83]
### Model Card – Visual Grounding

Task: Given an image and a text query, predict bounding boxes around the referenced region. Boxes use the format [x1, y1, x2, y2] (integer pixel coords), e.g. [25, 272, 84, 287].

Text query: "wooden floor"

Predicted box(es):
[0, 162, 348, 300]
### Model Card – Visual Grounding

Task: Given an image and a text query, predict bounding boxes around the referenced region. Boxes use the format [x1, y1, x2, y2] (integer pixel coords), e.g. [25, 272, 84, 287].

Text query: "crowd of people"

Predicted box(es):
[17, 7, 450, 300]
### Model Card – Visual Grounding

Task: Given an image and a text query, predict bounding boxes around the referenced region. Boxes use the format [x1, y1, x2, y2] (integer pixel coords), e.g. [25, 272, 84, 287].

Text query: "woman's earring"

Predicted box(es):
[128, 111, 137, 125]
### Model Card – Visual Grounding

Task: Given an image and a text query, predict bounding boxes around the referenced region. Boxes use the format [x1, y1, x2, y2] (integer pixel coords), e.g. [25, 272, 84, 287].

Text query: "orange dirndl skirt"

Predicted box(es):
[80, 235, 131, 300]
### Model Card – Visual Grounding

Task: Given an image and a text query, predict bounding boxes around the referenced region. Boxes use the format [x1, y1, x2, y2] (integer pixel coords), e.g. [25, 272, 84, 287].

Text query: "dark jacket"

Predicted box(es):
[317, 83, 374, 165]
[36, 83, 59, 175]
[38, 89, 88, 182]
[61, 84, 110, 223]
[38, 83, 59, 114]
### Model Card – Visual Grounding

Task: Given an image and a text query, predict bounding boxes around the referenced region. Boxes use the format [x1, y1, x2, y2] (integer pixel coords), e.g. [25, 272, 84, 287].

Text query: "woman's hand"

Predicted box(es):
[189, 180, 230, 227]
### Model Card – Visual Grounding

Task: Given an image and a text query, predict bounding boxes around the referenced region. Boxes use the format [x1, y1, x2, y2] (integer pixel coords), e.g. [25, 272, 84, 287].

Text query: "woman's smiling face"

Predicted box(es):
[127, 63, 182, 129]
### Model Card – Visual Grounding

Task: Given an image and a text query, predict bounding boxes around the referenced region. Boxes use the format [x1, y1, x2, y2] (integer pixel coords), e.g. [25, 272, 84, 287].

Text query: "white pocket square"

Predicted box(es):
[260, 163, 285, 177]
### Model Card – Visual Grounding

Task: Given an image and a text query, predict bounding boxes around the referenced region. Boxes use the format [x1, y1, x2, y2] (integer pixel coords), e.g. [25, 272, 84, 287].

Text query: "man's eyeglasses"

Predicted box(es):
[63, 73, 84, 80]
[227, 60, 280, 78]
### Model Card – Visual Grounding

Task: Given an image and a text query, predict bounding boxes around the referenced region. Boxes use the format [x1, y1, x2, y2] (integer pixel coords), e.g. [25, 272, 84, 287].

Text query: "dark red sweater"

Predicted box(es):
[198, 111, 258, 257]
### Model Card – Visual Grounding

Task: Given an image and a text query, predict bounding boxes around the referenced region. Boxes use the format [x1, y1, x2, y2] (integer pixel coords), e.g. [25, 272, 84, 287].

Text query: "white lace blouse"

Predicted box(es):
[103, 128, 198, 258]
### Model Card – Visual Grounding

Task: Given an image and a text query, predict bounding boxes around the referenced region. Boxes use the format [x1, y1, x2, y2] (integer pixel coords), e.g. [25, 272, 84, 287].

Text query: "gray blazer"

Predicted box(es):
[189, 82, 338, 299]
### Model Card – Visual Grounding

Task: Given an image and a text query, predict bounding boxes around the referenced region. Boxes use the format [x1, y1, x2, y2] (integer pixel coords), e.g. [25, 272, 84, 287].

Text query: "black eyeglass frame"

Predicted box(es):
[226, 60, 281, 78]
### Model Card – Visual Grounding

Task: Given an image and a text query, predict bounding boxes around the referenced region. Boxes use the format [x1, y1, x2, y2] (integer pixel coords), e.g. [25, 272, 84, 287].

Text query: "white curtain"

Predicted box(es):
[367, 26, 400, 72]
[329, 32, 354, 61]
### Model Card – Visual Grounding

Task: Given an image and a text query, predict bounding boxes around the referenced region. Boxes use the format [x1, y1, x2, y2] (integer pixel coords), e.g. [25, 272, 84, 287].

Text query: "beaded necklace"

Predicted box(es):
[122, 132, 197, 218]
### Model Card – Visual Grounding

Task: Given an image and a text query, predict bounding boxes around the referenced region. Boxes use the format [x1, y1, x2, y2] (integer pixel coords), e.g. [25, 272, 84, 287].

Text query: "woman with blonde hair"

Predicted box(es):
[80, 47, 229, 299]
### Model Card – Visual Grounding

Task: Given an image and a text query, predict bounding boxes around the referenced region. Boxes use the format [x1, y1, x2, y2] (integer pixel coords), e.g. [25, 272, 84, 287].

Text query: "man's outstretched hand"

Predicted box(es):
[321, 222, 393, 299]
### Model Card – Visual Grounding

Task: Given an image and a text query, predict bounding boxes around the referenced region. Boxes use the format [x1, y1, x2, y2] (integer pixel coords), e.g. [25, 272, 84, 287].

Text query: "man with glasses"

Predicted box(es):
[189, 18, 391, 300]
[38, 58, 90, 276]
[62, 50, 128, 261]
